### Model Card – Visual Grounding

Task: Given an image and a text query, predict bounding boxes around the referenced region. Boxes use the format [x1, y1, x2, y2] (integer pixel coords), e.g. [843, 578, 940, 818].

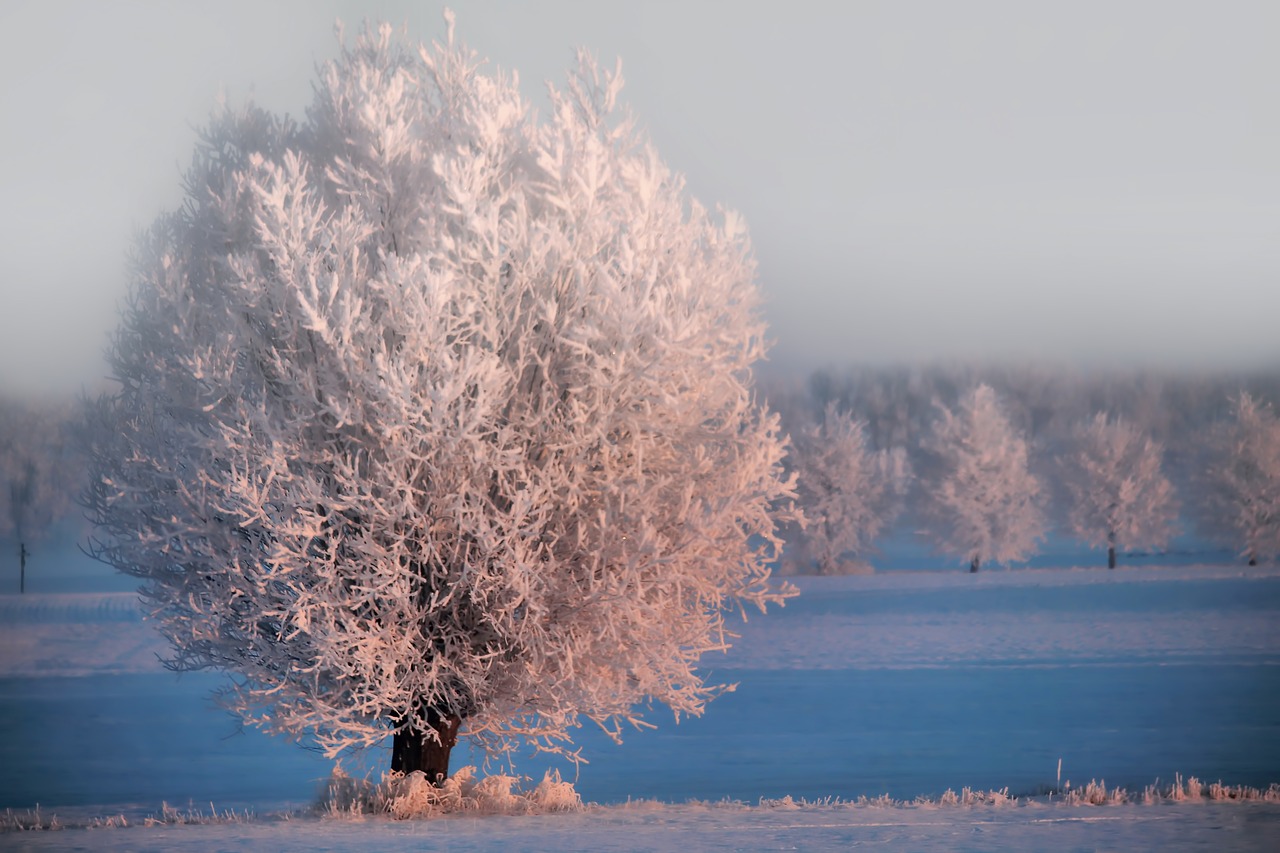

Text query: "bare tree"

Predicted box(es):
[0, 399, 79, 593]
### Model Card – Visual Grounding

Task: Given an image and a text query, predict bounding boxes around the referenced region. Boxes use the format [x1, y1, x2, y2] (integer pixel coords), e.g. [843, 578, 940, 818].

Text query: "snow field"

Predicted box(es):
[0, 592, 166, 678]
[725, 563, 1280, 669]
[4, 564, 1275, 677]
[2, 563, 1278, 849]
[6, 797, 1280, 852]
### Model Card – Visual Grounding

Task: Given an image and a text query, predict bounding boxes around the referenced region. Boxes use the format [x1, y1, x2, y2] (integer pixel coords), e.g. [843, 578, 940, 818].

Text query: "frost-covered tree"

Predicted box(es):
[1200, 393, 1280, 565]
[792, 404, 909, 573]
[84, 18, 796, 784]
[920, 384, 1045, 572]
[1060, 414, 1179, 568]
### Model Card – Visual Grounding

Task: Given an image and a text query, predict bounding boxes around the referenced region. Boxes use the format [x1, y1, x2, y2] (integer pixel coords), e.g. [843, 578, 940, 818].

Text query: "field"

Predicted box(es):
[2, 563, 1279, 850]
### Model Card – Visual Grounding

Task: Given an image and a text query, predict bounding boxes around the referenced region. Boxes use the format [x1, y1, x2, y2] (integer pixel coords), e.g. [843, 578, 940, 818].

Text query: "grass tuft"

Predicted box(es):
[1, 807, 62, 831]
[140, 801, 254, 827]
[322, 765, 584, 819]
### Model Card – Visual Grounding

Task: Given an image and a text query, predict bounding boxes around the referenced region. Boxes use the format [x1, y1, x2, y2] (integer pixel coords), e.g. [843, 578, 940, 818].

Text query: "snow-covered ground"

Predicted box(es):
[3, 563, 1279, 850]
[7, 799, 1280, 852]
[725, 563, 1280, 670]
[5, 563, 1272, 678]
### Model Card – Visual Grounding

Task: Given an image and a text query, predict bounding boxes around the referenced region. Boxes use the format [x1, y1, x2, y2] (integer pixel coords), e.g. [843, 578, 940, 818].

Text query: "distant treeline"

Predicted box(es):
[3, 363, 1278, 582]
[762, 364, 1280, 573]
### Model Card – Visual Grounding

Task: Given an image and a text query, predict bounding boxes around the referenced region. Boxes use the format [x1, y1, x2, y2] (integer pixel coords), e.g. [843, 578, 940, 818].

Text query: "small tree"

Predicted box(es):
[0, 399, 79, 593]
[1200, 393, 1280, 565]
[1060, 413, 1179, 568]
[920, 384, 1045, 571]
[792, 404, 909, 573]
[84, 18, 797, 784]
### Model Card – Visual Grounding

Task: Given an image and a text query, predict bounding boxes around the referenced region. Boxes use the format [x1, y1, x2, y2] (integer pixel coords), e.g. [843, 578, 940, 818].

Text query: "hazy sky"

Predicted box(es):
[1, 0, 1276, 397]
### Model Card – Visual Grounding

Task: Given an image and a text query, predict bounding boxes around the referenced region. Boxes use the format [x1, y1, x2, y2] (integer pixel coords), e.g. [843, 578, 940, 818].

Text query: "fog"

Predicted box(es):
[1, 0, 1276, 398]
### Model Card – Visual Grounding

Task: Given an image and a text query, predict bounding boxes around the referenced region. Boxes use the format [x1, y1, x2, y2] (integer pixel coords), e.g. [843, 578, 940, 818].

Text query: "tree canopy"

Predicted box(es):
[1060, 414, 1179, 567]
[791, 403, 909, 574]
[920, 384, 1045, 570]
[84, 17, 796, 767]
[1200, 393, 1280, 564]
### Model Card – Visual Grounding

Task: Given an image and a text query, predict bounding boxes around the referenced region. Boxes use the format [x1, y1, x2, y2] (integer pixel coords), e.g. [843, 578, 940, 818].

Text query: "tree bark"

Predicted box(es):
[1107, 531, 1117, 569]
[969, 556, 980, 573]
[391, 707, 463, 786]
[19, 543, 27, 594]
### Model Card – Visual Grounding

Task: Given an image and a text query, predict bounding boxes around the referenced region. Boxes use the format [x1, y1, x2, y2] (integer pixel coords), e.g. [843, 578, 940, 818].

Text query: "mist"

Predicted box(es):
[1, 0, 1277, 398]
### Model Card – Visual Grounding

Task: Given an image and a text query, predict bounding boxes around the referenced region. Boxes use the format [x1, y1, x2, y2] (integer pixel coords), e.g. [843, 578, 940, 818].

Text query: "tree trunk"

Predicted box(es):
[1107, 531, 1117, 569]
[19, 543, 27, 594]
[391, 707, 463, 786]
[969, 556, 980, 573]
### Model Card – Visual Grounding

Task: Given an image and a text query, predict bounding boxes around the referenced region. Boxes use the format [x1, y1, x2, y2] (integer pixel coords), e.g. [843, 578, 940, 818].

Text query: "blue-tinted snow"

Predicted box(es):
[7, 801, 1280, 853]
[1, 564, 1277, 818]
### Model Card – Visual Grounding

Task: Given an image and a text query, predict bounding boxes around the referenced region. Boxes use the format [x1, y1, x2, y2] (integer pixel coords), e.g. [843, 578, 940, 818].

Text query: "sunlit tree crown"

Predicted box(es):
[85, 17, 796, 762]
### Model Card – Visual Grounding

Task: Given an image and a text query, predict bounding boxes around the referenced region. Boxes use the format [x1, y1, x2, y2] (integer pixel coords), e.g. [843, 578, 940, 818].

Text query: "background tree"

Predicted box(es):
[791, 403, 910, 573]
[0, 398, 80, 593]
[1059, 414, 1179, 568]
[1199, 393, 1280, 564]
[84, 18, 796, 784]
[920, 384, 1045, 572]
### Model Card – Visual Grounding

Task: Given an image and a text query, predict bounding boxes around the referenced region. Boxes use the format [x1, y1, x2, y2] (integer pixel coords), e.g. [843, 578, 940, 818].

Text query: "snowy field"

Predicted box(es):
[3, 563, 1279, 850]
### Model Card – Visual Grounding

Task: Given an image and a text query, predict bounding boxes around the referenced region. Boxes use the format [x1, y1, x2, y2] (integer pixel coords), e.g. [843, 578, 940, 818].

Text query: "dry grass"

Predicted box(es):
[1059, 779, 1129, 805]
[1, 801, 257, 833]
[140, 801, 255, 827]
[1, 807, 62, 831]
[7, 771, 1279, 833]
[760, 787, 1016, 809]
[760, 775, 1280, 811]
[323, 765, 583, 819]
[1142, 774, 1280, 804]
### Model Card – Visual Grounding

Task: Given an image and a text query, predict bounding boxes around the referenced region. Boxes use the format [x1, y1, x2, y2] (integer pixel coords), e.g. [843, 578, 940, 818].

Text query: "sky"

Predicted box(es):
[1, 0, 1276, 398]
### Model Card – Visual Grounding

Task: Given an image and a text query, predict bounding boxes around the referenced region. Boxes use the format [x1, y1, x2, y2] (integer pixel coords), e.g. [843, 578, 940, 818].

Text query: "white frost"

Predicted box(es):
[80, 19, 796, 763]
